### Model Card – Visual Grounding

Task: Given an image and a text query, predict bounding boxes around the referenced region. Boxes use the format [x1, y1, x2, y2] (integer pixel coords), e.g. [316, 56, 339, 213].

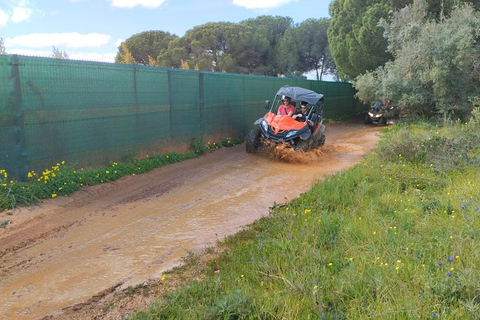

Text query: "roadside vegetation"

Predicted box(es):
[353, 1, 480, 122]
[329, 0, 480, 81]
[126, 111, 480, 319]
[0, 137, 242, 212]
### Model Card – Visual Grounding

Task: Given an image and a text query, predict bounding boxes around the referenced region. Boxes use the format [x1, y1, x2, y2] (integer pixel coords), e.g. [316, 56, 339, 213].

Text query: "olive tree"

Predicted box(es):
[328, 0, 480, 80]
[354, 0, 480, 120]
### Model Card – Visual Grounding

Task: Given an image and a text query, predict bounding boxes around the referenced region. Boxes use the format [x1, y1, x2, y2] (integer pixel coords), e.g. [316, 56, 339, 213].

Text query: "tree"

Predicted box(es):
[182, 22, 240, 72]
[239, 16, 293, 75]
[115, 31, 177, 65]
[196, 57, 212, 71]
[274, 28, 299, 76]
[116, 42, 136, 64]
[328, 0, 480, 80]
[426, 0, 480, 17]
[52, 46, 69, 59]
[216, 54, 238, 73]
[0, 38, 6, 55]
[295, 18, 335, 80]
[276, 19, 337, 80]
[228, 23, 271, 75]
[157, 38, 190, 68]
[184, 22, 235, 56]
[121, 15, 338, 77]
[147, 55, 156, 66]
[354, 0, 480, 121]
[179, 59, 190, 69]
[328, 0, 405, 80]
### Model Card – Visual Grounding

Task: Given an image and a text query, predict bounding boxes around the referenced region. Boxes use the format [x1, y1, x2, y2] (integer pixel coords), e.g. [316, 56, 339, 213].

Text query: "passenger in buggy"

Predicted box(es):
[293, 101, 314, 127]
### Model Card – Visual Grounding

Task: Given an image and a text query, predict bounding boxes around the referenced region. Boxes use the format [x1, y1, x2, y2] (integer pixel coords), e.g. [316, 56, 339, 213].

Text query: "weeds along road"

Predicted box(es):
[0, 117, 381, 320]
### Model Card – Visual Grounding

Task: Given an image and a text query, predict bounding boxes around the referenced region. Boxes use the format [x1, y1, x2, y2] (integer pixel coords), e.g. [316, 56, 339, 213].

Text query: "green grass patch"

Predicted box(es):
[129, 115, 480, 319]
[0, 220, 12, 229]
[0, 137, 243, 213]
[192, 137, 244, 155]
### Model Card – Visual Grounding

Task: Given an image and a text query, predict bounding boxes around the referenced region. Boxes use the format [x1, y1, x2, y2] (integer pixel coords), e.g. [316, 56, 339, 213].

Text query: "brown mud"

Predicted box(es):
[0, 117, 382, 320]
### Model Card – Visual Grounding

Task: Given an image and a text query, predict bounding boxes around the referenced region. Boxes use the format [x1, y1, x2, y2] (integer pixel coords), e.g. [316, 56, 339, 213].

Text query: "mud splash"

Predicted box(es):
[263, 140, 360, 165]
[0, 118, 381, 320]
[262, 141, 323, 164]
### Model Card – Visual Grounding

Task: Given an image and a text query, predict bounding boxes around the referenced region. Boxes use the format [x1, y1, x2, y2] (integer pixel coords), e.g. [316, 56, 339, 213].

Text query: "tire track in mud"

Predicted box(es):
[0, 117, 382, 320]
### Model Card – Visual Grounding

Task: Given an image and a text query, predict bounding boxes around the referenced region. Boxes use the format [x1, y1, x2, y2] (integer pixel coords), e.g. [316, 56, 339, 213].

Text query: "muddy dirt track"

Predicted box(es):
[0, 117, 381, 319]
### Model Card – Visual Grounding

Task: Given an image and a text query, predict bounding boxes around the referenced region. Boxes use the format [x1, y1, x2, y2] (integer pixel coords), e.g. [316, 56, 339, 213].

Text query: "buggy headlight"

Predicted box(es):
[368, 112, 374, 117]
[286, 130, 297, 138]
[261, 120, 268, 132]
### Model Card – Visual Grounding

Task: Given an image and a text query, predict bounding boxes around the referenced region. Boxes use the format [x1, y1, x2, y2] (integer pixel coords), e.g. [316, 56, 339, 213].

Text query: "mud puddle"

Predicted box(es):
[0, 118, 381, 319]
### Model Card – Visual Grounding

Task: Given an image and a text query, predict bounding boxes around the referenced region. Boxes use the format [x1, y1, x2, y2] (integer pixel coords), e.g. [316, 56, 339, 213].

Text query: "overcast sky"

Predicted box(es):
[0, 0, 331, 64]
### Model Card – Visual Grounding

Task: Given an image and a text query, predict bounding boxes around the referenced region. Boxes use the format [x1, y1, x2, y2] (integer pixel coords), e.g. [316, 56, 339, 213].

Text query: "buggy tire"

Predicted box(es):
[295, 140, 307, 152]
[379, 117, 387, 125]
[318, 134, 326, 147]
[364, 115, 372, 124]
[246, 128, 261, 153]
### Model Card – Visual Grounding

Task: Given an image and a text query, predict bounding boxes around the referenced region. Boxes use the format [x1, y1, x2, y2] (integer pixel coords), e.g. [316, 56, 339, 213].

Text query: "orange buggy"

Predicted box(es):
[246, 85, 325, 153]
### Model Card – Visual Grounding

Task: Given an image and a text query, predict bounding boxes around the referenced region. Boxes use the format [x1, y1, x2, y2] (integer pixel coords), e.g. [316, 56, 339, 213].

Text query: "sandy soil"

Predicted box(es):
[0, 117, 382, 320]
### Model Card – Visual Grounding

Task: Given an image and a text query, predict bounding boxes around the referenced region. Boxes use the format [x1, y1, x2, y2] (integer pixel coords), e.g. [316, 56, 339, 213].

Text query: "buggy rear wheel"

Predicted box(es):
[246, 128, 261, 153]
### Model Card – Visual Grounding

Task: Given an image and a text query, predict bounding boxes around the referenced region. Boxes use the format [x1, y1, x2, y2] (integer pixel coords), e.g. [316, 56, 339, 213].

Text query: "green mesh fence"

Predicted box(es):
[0, 55, 365, 181]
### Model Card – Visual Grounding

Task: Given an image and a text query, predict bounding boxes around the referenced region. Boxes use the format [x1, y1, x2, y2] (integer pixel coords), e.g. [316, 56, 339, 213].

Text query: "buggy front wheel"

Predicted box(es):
[246, 128, 261, 153]
[318, 134, 325, 147]
[294, 140, 307, 152]
[364, 114, 372, 124]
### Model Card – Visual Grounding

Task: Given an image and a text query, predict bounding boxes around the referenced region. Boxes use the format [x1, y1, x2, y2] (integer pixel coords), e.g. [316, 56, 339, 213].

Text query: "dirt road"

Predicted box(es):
[0, 117, 381, 319]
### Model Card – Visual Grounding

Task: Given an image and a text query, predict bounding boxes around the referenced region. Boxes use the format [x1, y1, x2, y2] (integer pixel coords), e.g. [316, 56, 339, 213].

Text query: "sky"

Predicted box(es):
[0, 0, 331, 64]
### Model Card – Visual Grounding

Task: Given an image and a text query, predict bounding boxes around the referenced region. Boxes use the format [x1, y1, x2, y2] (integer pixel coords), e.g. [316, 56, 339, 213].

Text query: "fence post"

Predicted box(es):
[10, 55, 28, 181]
[167, 69, 173, 140]
[199, 72, 205, 135]
[133, 67, 140, 142]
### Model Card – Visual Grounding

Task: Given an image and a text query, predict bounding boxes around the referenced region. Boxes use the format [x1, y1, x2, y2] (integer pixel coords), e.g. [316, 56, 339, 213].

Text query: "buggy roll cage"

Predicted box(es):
[265, 85, 324, 120]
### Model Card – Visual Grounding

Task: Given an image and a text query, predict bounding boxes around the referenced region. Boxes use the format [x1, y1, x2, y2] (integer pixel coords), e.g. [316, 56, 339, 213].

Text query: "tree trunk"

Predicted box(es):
[319, 56, 326, 81]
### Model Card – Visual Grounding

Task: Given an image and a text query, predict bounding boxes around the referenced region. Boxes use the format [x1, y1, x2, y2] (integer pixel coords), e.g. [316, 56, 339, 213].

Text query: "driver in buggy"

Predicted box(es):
[277, 96, 296, 116]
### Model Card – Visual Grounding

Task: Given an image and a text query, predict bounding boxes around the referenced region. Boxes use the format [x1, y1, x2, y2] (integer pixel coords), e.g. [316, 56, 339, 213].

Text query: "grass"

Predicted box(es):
[0, 137, 243, 212]
[127, 112, 480, 319]
[0, 220, 12, 228]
